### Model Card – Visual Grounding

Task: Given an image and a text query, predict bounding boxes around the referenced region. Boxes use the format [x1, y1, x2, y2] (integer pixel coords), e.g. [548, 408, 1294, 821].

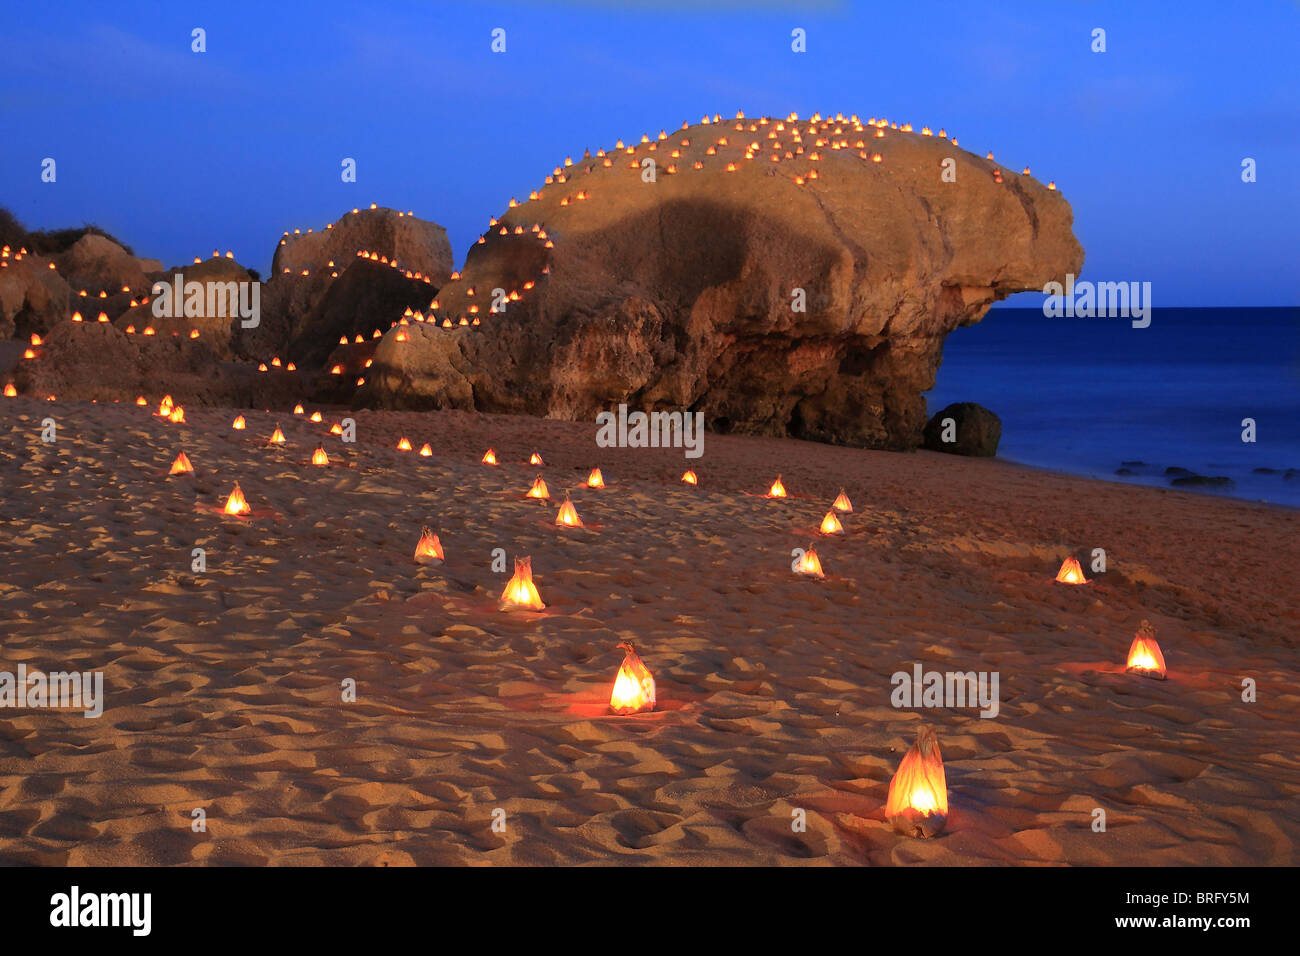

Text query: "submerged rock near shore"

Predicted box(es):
[363, 111, 1084, 448]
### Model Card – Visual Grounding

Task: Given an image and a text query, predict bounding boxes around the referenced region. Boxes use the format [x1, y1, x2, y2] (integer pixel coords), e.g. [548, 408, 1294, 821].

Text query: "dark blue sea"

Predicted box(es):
[925, 307, 1300, 508]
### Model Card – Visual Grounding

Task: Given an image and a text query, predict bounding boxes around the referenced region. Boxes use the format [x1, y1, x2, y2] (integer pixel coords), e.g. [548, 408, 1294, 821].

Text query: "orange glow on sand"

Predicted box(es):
[222, 483, 252, 516]
[766, 475, 788, 498]
[311, 445, 330, 466]
[526, 475, 550, 499]
[1055, 556, 1088, 585]
[499, 556, 545, 611]
[794, 545, 824, 578]
[269, 425, 286, 444]
[168, 451, 194, 475]
[482, 448, 498, 465]
[819, 510, 844, 535]
[1125, 620, 1168, 680]
[832, 489, 853, 512]
[414, 526, 444, 563]
[231, 415, 246, 430]
[608, 641, 656, 715]
[885, 726, 948, 838]
[681, 470, 698, 485]
[555, 495, 583, 528]
[586, 467, 605, 489]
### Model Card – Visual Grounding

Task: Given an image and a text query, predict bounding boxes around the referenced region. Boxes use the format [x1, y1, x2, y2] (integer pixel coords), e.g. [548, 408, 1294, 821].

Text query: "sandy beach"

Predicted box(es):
[1, 398, 1296, 866]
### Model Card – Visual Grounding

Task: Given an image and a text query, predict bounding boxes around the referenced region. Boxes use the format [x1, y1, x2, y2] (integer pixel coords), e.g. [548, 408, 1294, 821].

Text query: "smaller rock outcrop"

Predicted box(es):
[54, 233, 157, 296]
[238, 207, 453, 365]
[10, 319, 303, 408]
[288, 258, 436, 370]
[923, 402, 1002, 457]
[116, 257, 259, 360]
[0, 254, 71, 339]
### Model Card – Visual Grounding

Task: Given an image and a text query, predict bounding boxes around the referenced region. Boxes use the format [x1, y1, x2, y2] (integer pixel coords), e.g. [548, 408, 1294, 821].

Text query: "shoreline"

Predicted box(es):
[985, 451, 1300, 512]
[926, 305, 1300, 510]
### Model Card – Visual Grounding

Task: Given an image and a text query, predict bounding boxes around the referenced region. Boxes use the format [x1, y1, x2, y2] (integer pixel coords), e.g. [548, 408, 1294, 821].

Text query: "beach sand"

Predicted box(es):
[1, 399, 1296, 865]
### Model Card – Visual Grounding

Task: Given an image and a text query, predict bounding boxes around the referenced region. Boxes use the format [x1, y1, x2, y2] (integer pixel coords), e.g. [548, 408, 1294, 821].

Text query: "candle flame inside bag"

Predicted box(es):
[1125, 620, 1167, 679]
[555, 496, 583, 527]
[223, 483, 251, 516]
[885, 726, 948, 838]
[609, 642, 656, 715]
[500, 556, 545, 610]
[414, 527, 444, 562]
[527, 475, 550, 499]
[1055, 556, 1087, 584]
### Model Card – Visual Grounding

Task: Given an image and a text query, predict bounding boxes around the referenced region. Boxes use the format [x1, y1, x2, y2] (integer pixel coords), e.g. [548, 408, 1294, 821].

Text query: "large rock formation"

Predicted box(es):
[363, 112, 1084, 448]
[114, 256, 259, 360]
[235, 207, 453, 365]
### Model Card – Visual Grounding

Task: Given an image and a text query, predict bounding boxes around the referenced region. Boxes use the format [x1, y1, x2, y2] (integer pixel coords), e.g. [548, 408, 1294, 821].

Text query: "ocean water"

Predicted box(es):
[925, 307, 1300, 508]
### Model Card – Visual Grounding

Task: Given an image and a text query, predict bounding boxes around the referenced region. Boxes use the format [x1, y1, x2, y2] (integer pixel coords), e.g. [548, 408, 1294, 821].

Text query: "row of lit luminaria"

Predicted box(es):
[515, 109, 1054, 206]
[348, 113, 1061, 342]
[276, 203, 417, 246]
[184, 411, 1174, 692]
[0, 250, 155, 296]
[440, 112, 1056, 335]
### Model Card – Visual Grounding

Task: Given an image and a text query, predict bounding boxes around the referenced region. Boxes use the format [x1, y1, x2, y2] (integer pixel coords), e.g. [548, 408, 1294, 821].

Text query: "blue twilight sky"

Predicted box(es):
[1, 0, 1296, 306]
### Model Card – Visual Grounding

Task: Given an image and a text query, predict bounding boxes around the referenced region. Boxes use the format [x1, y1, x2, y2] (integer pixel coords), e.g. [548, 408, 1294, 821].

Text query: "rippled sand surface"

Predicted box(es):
[1, 400, 1296, 865]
